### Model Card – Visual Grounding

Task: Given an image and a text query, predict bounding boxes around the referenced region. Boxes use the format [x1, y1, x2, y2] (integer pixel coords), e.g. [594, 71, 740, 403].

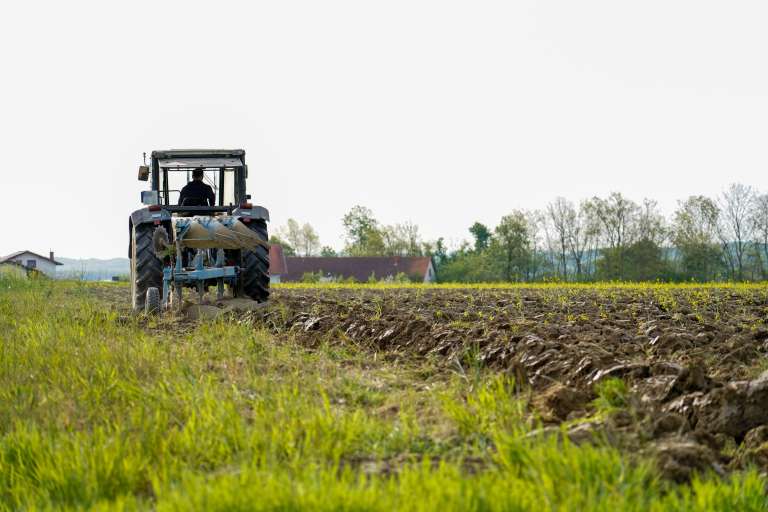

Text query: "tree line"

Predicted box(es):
[271, 183, 768, 282]
[271, 206, 431, 259]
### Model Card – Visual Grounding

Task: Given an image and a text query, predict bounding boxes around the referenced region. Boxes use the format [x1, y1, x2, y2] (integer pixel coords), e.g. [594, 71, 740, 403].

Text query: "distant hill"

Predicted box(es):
[57, 257, 130, 281]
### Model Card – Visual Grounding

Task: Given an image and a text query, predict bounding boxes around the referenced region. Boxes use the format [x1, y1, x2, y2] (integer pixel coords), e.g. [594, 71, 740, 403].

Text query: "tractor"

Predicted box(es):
[128, 149, 270, 313]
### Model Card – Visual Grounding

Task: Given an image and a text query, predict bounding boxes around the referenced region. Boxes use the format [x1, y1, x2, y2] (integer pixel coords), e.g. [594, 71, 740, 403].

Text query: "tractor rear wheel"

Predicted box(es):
[131, 222, 163, 311]
[240, 219, 270, 302]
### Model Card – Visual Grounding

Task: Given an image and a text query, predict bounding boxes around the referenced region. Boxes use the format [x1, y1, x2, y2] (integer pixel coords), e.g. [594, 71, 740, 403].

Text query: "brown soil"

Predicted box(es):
[258, 287, 768, 385]
[251, 286, 768, 479]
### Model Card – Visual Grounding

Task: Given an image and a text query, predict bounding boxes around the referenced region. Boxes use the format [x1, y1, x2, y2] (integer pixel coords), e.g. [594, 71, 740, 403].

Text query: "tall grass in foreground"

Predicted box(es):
[0, 278, 765, 510]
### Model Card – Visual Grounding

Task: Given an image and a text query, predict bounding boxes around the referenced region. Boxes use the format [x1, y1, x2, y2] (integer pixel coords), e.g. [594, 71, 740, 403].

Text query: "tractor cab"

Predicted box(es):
[138, 149, 251, 214]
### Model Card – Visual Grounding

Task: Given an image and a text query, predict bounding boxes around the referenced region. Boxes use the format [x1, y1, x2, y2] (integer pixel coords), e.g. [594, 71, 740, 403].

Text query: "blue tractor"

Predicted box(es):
[128, 149, 270, 313]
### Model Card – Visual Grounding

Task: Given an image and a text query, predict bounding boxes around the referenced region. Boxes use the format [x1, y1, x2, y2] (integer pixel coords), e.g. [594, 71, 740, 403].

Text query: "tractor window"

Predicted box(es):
[221, 171, 236, 206]
[164, 171, 219, 205]
[165, 171, 189, 205]
[160, 169, 235, 206]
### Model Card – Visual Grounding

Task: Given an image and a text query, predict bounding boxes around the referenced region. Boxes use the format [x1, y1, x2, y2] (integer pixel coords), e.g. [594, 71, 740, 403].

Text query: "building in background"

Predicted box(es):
[283, 256, 436, 283]
[269, 245, 288, 283]
[0, 250, 62, 278]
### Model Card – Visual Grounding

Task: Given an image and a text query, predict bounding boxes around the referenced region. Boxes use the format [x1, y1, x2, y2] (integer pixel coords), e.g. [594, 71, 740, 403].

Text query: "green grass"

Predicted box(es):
[592, 378, 629, 414]
[0, 278, 766, 510]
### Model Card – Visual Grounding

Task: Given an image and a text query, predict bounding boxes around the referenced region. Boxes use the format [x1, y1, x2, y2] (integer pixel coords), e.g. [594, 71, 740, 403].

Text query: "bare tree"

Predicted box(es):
[673, 196, 720, 245]
[546, 197, 571, 280]
[581, 199, 603, 279]
[278, 219, 303, 251]
[637, 199, 667, 246]
[586, 192, 640, 278]
[564, 201, 594, 280]
[751, 193, 768, 279]
[381, 221, 423, 256]
[399, 221, 422, 256]
[524, 210, 546, 280]
[672, 195, 721, 281]
[299, 222, 320, 256]
[717, 183, 755, 280]
[588, 192, 640, 250]
[278, 218, 321, 256]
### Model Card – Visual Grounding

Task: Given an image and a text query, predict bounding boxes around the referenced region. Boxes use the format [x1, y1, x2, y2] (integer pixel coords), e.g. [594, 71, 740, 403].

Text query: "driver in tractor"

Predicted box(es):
[178, 169, 216, 207]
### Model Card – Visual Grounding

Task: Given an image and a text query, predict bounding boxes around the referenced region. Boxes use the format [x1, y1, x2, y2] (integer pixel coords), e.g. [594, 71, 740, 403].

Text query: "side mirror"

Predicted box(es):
[141, 191, 159, 206]
[138, 165, 150, 181]
[245, 194, 252, 200]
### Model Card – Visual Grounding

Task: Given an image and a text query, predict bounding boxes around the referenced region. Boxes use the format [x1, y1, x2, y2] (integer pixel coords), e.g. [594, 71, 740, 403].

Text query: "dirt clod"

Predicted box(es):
[654, 439, 721, 483]
[652, 412, 687, 436]
[744, 425, 768, 449]
[534, 384, 592, 421]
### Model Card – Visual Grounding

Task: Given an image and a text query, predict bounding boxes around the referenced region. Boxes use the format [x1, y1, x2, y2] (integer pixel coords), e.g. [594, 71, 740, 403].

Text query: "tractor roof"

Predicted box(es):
[151, 149, 245, 169]
[151, 149, 245, 159]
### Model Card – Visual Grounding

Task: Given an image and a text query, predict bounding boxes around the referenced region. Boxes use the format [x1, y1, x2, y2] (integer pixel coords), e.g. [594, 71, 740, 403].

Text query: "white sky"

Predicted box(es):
[1, 0, 767, 259]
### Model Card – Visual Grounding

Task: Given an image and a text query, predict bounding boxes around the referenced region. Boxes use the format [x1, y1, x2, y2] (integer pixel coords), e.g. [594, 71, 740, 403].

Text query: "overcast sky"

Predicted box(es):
[1, 0, 767, 259]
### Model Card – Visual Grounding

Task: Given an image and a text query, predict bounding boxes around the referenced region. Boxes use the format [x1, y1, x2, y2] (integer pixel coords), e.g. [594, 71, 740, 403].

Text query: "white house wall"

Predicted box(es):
[424, 261, 436, 283]
[8, 254, 57, 277]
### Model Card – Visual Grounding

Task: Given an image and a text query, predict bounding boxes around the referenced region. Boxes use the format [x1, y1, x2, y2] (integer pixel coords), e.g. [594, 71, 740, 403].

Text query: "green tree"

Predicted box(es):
[423, 238, 448, 279]
[320, 246, 337, 257]
[597, 239, 669, 281]
[469, 222, 492, 252]
[342, 206, 385, 256]
[490, 212, 531, 282]
[436, 245, 499, 282]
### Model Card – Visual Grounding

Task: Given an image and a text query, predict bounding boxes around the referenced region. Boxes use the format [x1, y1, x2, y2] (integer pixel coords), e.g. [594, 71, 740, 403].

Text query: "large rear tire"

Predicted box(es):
[241, 219, 270, 303]
[131, 223, 163, 311]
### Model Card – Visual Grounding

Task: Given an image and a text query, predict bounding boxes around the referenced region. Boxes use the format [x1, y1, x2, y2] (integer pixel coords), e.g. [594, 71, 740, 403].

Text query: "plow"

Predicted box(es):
[129, 149, 270, 314]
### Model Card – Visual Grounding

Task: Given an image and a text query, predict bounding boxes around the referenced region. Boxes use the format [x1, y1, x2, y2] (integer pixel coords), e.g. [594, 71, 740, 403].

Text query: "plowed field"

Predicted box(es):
[4, 280, 768, 509]
[255, 285, 768, 479]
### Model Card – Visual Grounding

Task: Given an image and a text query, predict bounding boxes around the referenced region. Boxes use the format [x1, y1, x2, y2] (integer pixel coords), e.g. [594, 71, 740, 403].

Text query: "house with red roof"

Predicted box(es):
[268, 244, 288, 283]
[280, 255, 436, 283]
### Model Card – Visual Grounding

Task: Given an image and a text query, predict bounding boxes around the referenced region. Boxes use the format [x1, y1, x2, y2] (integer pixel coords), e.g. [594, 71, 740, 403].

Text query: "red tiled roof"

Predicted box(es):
[283, 256, 433, 282]
[269, 244, 288, 275]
